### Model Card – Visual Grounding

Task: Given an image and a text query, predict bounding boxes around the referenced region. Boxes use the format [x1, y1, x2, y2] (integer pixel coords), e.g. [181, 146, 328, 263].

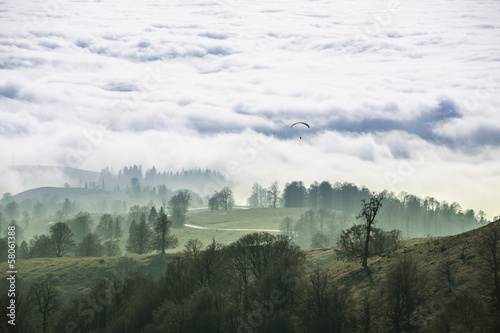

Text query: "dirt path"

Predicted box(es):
[184, 223, 280, 233]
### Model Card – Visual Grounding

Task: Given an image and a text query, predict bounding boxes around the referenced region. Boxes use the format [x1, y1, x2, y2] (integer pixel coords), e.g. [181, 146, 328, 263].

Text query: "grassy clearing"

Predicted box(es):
[186, 207, 309, 230]
[164, 207, 311, 251]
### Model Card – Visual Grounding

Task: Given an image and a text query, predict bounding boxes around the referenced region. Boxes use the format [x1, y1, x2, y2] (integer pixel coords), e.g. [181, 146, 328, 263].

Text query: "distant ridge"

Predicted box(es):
[9, 165, 100, 188]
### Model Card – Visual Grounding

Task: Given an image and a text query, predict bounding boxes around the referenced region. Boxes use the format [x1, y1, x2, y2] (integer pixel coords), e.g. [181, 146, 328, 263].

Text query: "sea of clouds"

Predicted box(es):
[0, 0, 499, 216]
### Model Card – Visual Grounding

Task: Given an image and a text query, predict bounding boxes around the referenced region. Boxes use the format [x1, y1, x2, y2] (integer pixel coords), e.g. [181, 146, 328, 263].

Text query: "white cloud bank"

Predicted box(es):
[0, 0, 499, 218]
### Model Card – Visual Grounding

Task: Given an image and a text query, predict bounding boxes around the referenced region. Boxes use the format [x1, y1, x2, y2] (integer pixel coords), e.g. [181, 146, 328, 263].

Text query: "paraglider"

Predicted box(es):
[290, 122, 310, 139]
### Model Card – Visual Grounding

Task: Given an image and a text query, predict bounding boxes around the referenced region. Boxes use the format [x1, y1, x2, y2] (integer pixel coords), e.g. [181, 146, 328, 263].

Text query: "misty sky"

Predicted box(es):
[0, 0, 499, 218]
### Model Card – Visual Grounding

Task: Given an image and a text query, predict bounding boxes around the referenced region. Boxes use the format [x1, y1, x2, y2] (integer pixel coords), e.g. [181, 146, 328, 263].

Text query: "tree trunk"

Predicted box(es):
[362, 223, 372, 268]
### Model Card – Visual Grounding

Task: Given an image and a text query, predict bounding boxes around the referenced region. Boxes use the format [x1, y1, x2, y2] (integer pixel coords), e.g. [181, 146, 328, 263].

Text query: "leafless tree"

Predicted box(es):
[28, 278, 62, 332]
[183, 238, 204, 260]
[383, 255, 425, 332]
[357, 192, 384, 268]
[300, 268, 353, 333]
[268, 181, 280, 208]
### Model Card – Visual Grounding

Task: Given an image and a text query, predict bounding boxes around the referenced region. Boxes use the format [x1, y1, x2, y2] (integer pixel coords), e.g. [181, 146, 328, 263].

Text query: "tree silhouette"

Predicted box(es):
[96, 213, 114, 240]
[154, 208, 178, 254]
[283, 181, 306, 208]
[168, 190, 191, 228]
[28, 278, 62, 333]
[76, 232, 104, 257]
[126, 214, 153, 254]
[49, 222, 75, 257]
[357, 192, 384, 268]
[268, 181, 280, 208]
[384, 255, 425, 332]
[70, 211, 93, 242]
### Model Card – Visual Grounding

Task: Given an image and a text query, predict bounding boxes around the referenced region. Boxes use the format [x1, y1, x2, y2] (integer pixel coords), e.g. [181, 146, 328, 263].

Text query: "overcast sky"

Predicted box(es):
[0, 0, 499, 217]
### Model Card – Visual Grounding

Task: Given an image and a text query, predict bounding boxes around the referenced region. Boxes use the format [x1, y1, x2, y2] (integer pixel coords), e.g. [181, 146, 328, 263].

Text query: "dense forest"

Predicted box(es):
[98, 165, 227, 195]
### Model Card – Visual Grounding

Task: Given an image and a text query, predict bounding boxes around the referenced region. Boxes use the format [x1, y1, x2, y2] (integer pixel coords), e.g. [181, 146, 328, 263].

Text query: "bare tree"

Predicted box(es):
[49, 222, 75, 257]
[300, 268, 352, 333]
[357, 192, 384, 268]
[268, 181, 280, 208]
[248, 183, 267, 207]
[183, 238, 204, 260]
[384, 255, 425, 332]
[194, 238, 225, 287]
[28, 278, 62, 333]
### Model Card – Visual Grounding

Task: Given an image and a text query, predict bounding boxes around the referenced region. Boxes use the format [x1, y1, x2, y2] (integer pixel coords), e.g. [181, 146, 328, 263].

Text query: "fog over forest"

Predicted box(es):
[1, 0, 499, 332]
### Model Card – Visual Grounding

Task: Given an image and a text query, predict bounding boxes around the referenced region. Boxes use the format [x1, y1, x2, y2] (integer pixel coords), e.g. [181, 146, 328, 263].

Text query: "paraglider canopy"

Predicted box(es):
[290, 122, 310, 139]
[290, 121, 310, 128]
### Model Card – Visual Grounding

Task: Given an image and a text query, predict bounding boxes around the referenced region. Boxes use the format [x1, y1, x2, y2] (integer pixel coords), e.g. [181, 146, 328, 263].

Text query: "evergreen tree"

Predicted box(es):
[76, 233, 104, 257]
[126, 214, 153, 254]
[19, 240, 30, 259]
[114, 217, 123, 240]
[129, 219, 137, 234]
[148, 206, 158, 225]
[154, 208, 178, 254]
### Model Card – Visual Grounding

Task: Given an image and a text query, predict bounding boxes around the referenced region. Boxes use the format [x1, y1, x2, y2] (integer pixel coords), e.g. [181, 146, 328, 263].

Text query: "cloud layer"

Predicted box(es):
[0, 0, 499, 217]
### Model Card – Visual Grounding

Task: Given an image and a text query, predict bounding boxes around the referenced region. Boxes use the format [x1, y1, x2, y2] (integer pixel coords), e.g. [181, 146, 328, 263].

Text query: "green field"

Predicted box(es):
[187, 206, 308, 228]
[168, 207, 310, 251]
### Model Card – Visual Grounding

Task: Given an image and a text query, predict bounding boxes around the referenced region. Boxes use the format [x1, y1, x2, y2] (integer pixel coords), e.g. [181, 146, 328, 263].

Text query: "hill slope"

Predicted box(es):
[0, 254, 172, 301]
[303, 220, 500, 331]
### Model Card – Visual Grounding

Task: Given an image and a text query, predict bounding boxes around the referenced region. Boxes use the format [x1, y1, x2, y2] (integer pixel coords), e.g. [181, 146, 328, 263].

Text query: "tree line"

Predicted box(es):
[100, 165, 227, 195]
[0, 190, 190, 259]
[249, 180, 489, 238]
[1, 207, 176, 260]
